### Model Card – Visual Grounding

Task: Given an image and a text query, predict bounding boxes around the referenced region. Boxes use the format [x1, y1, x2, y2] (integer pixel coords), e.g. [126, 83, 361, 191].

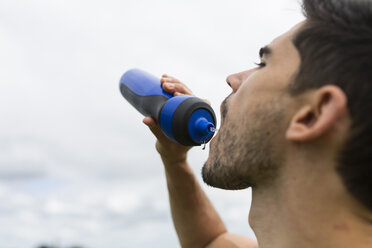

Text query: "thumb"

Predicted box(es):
[142, 117, 170, 144]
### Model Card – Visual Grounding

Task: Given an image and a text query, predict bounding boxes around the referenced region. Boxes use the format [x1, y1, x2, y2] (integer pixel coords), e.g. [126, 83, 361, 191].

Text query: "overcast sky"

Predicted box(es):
[0, 0, 304, 247]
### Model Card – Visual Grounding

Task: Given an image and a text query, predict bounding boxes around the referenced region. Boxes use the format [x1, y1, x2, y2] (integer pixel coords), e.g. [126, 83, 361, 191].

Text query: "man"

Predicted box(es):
[143, 0, 372, 247]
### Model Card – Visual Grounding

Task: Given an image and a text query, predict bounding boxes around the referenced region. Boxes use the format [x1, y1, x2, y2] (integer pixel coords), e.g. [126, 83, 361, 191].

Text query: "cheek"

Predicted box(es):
[228, 92, 254, 123]
[237, 70, 285, 103]
[229, 79, 262, 116]
[228, 74, 280, 122]
[236, 72, 269, 99]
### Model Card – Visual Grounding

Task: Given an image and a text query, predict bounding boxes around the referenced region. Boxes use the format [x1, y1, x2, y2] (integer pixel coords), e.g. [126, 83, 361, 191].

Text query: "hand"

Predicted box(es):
[143, 74, 195, 164]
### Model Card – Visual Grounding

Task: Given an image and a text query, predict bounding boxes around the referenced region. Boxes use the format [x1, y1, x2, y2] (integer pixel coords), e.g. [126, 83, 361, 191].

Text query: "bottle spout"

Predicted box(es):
[209, 126, 216, 133]
[195, 118, 216, 136]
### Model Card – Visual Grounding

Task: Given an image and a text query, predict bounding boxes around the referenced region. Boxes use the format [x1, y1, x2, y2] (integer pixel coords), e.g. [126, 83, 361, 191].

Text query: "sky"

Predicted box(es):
[0, 0, 304, 247]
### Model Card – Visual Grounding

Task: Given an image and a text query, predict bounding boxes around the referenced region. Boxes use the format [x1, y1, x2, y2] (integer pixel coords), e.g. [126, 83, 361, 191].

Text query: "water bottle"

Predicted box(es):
[119, 69, 217, 146]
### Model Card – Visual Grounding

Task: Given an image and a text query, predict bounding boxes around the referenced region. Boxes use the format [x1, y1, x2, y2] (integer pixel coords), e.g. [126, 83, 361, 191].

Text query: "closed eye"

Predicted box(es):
[254, 62, 266, 68]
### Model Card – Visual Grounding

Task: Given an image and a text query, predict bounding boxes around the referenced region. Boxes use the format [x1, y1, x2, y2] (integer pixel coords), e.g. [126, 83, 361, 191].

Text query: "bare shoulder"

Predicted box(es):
[205, 233, 258, 248]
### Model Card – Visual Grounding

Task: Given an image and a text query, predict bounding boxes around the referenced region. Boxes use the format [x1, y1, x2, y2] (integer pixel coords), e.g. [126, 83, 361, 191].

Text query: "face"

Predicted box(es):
[202, 23, 303, 189]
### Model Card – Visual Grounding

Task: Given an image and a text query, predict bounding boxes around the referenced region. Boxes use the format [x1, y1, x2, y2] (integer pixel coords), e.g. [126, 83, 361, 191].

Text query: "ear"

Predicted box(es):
[286, 85, 347, 142]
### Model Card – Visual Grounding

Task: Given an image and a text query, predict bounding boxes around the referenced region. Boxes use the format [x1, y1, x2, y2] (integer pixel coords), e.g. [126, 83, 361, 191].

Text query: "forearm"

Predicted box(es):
[162, 158, 227, 248]
[142, 75, 256, 248]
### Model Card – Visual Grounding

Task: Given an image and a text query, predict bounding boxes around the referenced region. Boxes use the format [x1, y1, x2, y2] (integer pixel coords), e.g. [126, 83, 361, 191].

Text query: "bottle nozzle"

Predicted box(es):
[187, 108, 217, 146]
[194, 118, 215, 136]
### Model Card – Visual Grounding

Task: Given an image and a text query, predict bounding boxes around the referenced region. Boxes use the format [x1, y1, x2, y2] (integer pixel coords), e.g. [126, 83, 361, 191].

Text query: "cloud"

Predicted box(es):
[0, 0, 303, 247]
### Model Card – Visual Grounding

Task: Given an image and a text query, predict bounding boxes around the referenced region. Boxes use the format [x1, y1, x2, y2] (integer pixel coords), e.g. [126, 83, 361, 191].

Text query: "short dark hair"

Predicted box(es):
[288, 0, 372, 210]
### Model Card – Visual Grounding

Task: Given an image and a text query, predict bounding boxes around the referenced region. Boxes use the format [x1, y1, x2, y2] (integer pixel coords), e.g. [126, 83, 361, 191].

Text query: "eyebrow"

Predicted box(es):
[259, 45, 273, 59]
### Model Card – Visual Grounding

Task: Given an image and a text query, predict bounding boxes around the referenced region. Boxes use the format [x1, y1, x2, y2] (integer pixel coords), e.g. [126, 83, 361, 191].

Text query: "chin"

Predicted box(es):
[202, 161, 252, 190]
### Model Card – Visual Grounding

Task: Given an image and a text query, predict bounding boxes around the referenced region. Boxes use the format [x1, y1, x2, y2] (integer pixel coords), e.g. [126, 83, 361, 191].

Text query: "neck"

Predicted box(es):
[249, 153, 372, 248]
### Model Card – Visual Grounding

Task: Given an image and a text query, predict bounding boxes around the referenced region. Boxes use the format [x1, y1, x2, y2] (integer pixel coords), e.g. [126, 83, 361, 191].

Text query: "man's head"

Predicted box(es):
[203, 0, 372, 211]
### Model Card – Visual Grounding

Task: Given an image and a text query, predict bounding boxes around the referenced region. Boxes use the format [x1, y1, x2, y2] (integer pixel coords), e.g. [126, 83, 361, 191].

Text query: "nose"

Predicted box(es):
[226, 69, 255, 93]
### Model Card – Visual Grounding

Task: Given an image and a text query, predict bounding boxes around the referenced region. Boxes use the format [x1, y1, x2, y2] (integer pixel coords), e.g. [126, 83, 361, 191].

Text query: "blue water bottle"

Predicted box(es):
[119, 69, 217, 146]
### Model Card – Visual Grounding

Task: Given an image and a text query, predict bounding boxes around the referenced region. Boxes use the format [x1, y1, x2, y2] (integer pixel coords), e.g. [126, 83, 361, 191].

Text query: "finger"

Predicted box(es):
[161, 74, 176, 80]
[161, 77, 186, 89]
[160, 75, 174, 84]
[163, 83, 193, 96]
[161, 77, 180, 85]
[162, 82, 176, 93]
[161, 75, 178, 82]
[143, 116, 156, 126]
[161, 76, 193, 93]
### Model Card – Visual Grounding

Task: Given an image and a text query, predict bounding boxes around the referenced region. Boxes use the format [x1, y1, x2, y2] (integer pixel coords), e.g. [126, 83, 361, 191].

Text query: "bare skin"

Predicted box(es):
[143, 75, 257, 248]
[143, 22, 372, 248]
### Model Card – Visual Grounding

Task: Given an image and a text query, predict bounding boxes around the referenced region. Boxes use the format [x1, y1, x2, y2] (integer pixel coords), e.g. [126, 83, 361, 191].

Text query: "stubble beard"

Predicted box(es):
[202, 96, 286, 190]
